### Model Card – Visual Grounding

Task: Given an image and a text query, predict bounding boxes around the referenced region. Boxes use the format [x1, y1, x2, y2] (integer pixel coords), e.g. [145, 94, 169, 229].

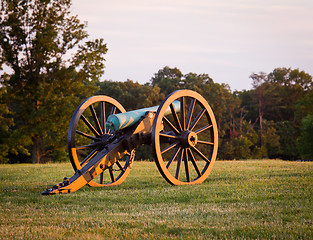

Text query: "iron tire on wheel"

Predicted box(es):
[152, 90, 218, 185]
[67, 95, 134, 187]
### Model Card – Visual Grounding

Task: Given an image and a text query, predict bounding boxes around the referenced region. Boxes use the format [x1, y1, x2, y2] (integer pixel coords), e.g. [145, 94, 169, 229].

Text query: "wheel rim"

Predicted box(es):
[152, 90, 218, 185]
[67, 95, 134, 187]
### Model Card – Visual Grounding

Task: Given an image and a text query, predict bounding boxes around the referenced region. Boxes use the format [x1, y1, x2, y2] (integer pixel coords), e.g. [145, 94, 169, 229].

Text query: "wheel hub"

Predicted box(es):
[100, 133, 115, 145]
[180, 131, 198, 148]
[90, 133, 114, 147]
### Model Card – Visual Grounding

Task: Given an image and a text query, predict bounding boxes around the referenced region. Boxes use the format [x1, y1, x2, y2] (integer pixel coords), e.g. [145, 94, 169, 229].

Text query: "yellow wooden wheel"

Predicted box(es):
[152, 90, 218, 185]
[67, 96, 134, 187]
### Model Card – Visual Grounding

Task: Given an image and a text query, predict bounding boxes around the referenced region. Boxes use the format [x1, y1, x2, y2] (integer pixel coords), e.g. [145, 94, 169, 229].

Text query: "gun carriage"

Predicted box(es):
[42, 90, 218, 195]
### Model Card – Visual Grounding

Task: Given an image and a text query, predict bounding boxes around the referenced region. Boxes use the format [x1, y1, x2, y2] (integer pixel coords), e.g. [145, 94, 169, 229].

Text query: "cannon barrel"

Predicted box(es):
[106, 100, 180, 131]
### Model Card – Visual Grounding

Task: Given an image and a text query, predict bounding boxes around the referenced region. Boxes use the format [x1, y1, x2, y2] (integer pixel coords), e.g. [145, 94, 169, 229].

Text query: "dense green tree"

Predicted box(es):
[274, 121, 298, 160]
[268, 68, 312, 90]
[0, 74, 14, 163]
[261, 120, 280, 158]
[297, 115, 313, 159]
[236, 68, 313, 159]
[232, 136, 253, 159]
[0, 0, 107, 163]
[150, 66, 183, 96]
[98, 80, 164, 110]
[241, 68, 313, 124]
[264, 68, 312, 159]
[266, 68, 313, 122]
[181, 72, 214, 94]
[236, 89, 257, 124]
[250, 72, 276, 148]
[295, 87, 313, 122]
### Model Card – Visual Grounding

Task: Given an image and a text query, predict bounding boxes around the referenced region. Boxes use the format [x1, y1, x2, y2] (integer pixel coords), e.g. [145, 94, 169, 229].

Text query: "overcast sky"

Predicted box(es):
[72, 0, 313, 91]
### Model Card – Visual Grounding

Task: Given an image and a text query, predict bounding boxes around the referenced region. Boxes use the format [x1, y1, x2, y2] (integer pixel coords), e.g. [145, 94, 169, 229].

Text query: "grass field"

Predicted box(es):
[0, 160, 312, 239]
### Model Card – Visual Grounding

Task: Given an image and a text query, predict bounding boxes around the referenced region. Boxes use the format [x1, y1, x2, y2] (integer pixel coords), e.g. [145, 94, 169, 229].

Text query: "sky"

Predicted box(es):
[71, 0, 313, 91]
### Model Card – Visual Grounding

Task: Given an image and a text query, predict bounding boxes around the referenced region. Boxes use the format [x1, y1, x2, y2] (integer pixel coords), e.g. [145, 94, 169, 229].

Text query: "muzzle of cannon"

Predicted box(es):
[42, 90, 218, 195]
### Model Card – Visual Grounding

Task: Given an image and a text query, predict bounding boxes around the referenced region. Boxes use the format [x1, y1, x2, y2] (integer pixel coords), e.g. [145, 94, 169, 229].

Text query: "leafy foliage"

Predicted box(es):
[0, 0, 107, 163]
[97, 80, 164, 110]
[297, 115, 313, 159]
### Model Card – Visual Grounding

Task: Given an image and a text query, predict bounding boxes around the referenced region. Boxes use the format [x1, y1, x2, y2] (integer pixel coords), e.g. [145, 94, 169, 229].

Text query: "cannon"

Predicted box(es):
[42, 90, 218, 195]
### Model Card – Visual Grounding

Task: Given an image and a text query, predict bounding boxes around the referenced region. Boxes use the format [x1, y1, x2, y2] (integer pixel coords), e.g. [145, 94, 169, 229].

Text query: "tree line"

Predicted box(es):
[97, 66, 313, 161]
[1, 0, 313, 163]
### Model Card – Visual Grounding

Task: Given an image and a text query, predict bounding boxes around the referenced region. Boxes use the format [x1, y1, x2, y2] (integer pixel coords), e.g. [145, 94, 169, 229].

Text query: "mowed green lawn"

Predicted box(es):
[0, 160, 312, 239]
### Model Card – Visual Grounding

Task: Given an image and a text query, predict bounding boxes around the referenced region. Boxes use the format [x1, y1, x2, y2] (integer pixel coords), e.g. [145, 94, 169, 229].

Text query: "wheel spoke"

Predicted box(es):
[183, 149, 191, 182]
[110, 106, 117, 115]
[81, 114, 100, 137]
[170, 103, 182, 132]
[100, 101, 106, 134]
[109, 168, 115, 182]
[175, 149, 183, 179]
[166, 145, 181, 169]
[163, 116, 180, 135]
[89, 104, 103, 135]
[115, 160, 125, 172]
[197, 140, 214, 145]
[161, 142, 178, 154]
[75, 142, 102, 150]
[189, 108, 206, 131]
[159, 132, 179, 143]
[195, 124, 213, 134]
[187, 148, 201, 177]
[191, 146, 211, 163]
[185, 98, 196, 130]
[180, 96, 186, 130]
[99, 172, 104, 184]
[76, 130, 98, 141]
[80, 149, 98, 166]
[160, 132, 179, 138]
